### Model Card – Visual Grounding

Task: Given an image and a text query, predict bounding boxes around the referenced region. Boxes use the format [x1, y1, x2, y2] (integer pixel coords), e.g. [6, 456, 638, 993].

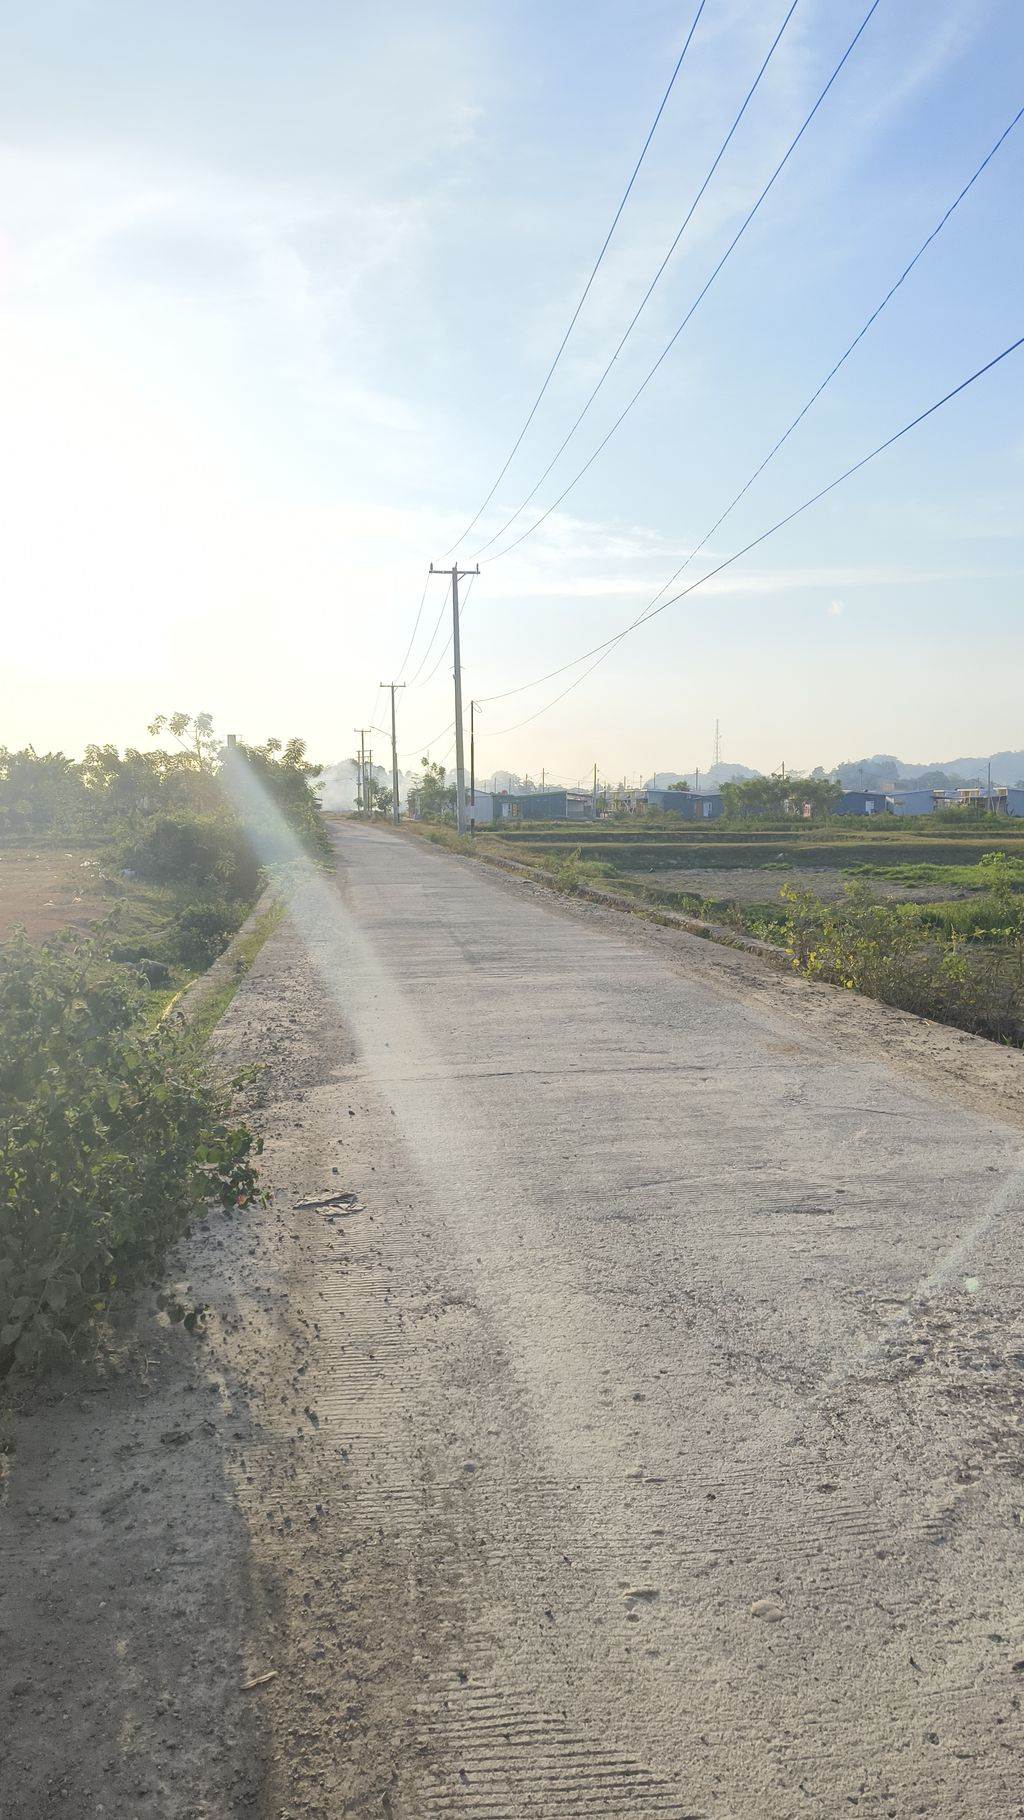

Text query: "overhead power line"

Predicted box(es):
[408, 574, 478, 690]
[394, 570, 433, 682]
[414, 620, 457, 691]
[441, 1, 708, 557]
[398, 719, 455, 761]
[639, 99, 1024, 618]
[364, 685, 384, 738]
[404, 578, 452, 686]
[482, 332, 1024, 737]
[481, 0, 883, 568]
[470, 0, 801, 561]
[481, 102, 1024, 710]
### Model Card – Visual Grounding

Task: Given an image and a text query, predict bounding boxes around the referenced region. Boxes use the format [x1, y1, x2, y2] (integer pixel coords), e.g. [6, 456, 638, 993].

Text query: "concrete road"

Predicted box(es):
[7, 818, 1023, 1820]
[205, 818, 1020, 1820]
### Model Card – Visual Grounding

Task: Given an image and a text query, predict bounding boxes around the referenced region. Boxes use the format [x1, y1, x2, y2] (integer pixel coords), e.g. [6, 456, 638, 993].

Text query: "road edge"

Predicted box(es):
[162, 882, 285, 1038]
[392, 824, 1024, 1132]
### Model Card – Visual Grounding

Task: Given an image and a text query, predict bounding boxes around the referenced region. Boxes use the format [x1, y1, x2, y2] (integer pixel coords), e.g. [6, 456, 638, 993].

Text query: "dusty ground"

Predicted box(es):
[621, 864, 973, 907]
[2, 821, 1024, 1818]
[0, 846, 107, 941]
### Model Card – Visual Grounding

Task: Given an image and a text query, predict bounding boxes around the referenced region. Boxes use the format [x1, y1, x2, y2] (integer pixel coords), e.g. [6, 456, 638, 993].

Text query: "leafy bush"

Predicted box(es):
[0, 931, 260, 1376]
[0, 748, 87, 837]
[229, 736, 332, 862]
[168, 900, 247, 969]
[110, 813, 261, 899]
[555, 849, 617, 892]
[1, 722, 329, 871]
[773, 883, 1024, 1042]
[407, 757, 457, 824]
[720, 773, 843, 819]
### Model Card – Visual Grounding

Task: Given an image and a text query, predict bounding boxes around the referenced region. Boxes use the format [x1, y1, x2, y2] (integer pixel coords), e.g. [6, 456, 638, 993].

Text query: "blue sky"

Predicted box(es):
[1, 0, 1021, 780]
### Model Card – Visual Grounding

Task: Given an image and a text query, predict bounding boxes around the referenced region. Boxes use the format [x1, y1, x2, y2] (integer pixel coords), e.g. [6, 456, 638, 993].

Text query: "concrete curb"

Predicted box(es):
[161, 882, 282, 1030]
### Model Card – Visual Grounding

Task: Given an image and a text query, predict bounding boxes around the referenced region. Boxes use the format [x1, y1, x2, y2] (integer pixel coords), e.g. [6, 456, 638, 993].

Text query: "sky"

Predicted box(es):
[1, 0, 1022, 784]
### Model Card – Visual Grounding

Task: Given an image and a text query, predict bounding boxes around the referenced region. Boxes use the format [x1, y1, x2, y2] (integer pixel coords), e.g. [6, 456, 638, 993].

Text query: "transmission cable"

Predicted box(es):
[481, 0, 882, 568]
[638, 100, 1024, 617]
[441, 1, 709, 557]
[398, 720, 456, 761]
[404, 579, 452, 686]
[394, 570, 433, 682]
[482, 331, 1024, 736]
[470, 0, 801, 561]
[389, 577, 479, 761]
[481, 102, 1024, 710]
[407, 573, 478, 690]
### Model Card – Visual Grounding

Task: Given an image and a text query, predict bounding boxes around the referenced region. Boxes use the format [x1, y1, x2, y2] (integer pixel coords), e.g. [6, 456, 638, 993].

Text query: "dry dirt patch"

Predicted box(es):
[0, 847, 108, 942]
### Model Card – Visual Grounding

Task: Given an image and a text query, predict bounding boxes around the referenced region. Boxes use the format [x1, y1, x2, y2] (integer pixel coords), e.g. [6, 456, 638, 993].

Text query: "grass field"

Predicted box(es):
[490, 815, 1021, 845]
[849, 857, 1024, 888]
[618, 864, 976, 909]
[485, 837, 1024, 870]
[479, 816, 1024, 871]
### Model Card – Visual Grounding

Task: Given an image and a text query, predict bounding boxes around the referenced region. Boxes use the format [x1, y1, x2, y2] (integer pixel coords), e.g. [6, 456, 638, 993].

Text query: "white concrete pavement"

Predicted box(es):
[228, 819, 1024, 1817]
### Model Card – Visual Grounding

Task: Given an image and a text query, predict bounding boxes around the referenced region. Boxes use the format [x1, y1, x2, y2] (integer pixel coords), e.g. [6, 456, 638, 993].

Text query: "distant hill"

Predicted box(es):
[940, 751, 1024, 785]
[645, 753, 1024, 792]
[833, 752, 1024, 789]
[645, 764, 759, 790]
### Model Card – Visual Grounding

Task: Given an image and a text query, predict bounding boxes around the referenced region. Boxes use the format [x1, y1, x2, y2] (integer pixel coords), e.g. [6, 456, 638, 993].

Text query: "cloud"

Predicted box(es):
[470, 502, 1024, 604]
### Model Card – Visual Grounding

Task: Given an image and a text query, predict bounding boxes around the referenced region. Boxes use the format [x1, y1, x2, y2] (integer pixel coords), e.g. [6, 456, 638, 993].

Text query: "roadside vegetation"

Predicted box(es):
[847, 853, 1024, 889]
[751, 879, 1024, 1043]
[0, 713, 327, 1376]
[0, 932, 260, 1376]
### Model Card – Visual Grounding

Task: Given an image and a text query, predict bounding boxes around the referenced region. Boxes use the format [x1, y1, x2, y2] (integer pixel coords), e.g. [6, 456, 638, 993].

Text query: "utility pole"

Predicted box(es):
[429, 563, 479, 836]
[353, 729, 368, 815]
[379, 683, 406, 826]
[593, 761, 598, 818]
[469, 700, 482, 835]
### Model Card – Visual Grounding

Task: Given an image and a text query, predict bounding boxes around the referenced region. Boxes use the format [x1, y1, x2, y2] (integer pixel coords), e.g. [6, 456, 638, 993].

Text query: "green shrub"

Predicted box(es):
[230, 736, 333, 863]
[0, 931, 260, 1376]
[168, 900, 247, 969]
[915, 894, 1024, 942]
[534, 846, 619, 893]
[110, 813, 261, 899]
[0, 747, 88, 837]
[553, 847, 584, 892]
[773, 883, 1024, 1042]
